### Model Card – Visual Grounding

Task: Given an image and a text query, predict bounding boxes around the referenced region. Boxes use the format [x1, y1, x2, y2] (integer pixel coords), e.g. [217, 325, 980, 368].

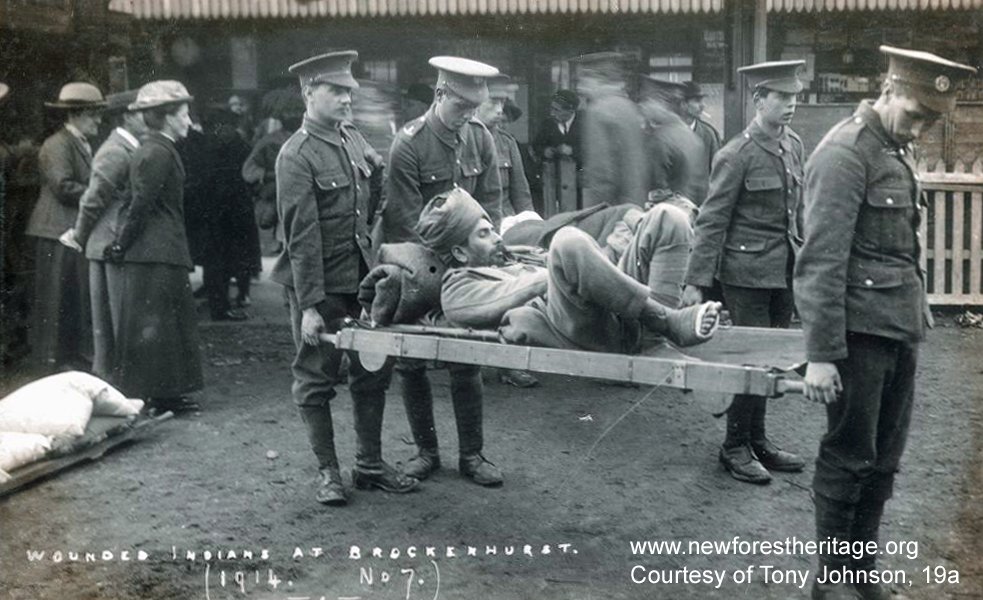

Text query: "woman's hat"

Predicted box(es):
[44, 82, 107, 109]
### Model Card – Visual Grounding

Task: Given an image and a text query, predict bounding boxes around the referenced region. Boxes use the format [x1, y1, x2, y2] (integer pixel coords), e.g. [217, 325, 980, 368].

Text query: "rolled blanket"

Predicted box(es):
[358, 242, 445, 325]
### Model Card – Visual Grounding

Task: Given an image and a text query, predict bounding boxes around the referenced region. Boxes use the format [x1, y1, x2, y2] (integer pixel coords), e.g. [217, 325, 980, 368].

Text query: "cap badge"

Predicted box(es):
[935, 75, 951, 92]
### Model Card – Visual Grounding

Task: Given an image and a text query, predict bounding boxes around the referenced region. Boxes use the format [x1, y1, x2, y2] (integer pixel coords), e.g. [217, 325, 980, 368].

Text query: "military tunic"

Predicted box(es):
[271, 116, 378, 308]
[490, 127, 535, 217]
[382, 107, 502, 243]
[684, 118, 804, 292]
[272, 115, 389, 411]
[794, 100, 929, 504]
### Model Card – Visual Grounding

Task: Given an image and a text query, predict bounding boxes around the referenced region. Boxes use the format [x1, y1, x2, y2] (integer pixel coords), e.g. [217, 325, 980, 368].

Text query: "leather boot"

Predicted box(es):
[813, 493, 861, 600]
[852, 497, 895, 600]
[749, 397, 805, 472]
[351, 389, 418, 494]
[315, 467, 347, 506]
[720, 396, 770, 484]
[400, 366, 440, 480]
[451, 366, 503, 486]
[298, 405, 346, 505]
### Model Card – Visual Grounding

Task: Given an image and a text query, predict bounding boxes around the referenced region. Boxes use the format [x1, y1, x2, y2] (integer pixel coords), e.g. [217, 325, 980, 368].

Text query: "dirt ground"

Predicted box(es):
[1, 265, 981, 600]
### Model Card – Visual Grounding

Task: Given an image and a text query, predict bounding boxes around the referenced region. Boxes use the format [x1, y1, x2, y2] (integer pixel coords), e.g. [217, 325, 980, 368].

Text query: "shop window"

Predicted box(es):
[647, 54, 693, 83]
[362, 60, 398, 84]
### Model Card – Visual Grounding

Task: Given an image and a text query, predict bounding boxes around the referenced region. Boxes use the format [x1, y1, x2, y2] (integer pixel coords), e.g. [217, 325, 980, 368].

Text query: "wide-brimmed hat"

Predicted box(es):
[45, 82, 107, 109]
[129, 81, 194, 111]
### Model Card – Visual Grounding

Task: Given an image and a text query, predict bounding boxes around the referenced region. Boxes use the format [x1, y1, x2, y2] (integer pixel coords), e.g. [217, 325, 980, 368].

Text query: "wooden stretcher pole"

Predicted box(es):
[320, 328, 806, 398]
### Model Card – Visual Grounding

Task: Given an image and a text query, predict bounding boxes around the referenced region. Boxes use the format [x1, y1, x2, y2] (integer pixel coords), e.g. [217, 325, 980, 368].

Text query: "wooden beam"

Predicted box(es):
[324, 328, 803, 398]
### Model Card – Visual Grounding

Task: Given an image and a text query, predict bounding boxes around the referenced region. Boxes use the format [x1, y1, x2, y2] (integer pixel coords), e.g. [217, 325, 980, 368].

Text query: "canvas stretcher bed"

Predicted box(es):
[320, 322, 807, 399]
[0, 412, 173, 498]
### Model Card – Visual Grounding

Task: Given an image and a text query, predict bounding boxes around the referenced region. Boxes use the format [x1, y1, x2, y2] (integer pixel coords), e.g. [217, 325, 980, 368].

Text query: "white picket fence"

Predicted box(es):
[918, 159, 983, 305]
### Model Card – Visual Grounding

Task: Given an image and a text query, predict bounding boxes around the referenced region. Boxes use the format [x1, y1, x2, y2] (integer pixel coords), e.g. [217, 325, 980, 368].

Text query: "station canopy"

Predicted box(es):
[107, 0, 983, 19]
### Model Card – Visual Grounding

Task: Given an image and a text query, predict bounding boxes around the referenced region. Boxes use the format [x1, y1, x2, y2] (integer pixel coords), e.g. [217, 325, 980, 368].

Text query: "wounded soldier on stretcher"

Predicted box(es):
[405, 188, 722, 352]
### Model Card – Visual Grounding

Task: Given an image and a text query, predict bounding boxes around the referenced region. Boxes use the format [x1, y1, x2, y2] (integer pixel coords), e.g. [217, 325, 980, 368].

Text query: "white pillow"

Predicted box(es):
[56, 371, 144, 417]
[0, 373, 95, 437]
[0, 431, 52, 472]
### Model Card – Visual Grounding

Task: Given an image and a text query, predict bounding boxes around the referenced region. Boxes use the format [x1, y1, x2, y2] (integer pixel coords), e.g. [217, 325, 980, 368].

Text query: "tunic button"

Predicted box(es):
[886, 197, 894, 205]
[456, 159, 461, 164]
[864, 278, 874, 287]
[430, 175, 436, 180]
[473, 168, 479, 173]
[854, 117, 863, 124]
[739, 244, 747, 250]
[356, 209, 361, 216]
[332, 181, 337, 187]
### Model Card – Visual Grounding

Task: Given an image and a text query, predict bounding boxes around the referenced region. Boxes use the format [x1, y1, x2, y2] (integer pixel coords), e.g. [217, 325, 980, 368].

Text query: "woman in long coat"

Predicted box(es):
[108, 81, 203, 410]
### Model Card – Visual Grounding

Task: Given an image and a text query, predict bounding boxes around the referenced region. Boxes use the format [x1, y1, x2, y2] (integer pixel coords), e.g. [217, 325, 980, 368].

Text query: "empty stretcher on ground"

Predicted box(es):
[320, 324, 806, 399]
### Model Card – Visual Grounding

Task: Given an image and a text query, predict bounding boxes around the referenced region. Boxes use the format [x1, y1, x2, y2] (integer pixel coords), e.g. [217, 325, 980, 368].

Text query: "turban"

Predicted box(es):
[415, 188, 491, 264]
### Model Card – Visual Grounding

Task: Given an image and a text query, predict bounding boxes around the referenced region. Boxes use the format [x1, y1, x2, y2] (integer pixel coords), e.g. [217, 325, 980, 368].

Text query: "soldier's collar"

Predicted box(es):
[301, 115, 343, 145]
[855, 100, 910, 153]
[425, 107, 462, 147]
[746, 118, 791, 156]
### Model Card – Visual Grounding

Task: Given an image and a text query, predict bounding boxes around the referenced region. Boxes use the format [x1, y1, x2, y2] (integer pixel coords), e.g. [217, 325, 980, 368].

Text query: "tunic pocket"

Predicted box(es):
[858, 187, 915, 255]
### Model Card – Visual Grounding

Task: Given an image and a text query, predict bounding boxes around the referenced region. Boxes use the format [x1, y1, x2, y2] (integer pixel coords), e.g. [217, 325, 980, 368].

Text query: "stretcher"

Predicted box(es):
[320, 321, 806, 399]
[0, 412, 173, 498]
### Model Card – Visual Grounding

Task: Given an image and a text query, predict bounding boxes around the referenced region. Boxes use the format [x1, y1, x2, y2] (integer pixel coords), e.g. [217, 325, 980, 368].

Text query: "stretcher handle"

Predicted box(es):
[775, 379, 805, 395]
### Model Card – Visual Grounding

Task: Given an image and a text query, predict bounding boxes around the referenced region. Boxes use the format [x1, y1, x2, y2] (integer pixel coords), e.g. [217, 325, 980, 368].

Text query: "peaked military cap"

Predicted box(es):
[486, 74, 519, 101]
[289, 51, 360, 90]
[881, 45, 977, 113]
[430, 56, 498, 105]
[738, 60, 805, 94]
[638, 76, 687, 104]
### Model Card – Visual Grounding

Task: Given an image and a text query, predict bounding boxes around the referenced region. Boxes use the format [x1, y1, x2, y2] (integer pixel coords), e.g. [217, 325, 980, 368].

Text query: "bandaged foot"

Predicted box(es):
[641, 301, 721, 347]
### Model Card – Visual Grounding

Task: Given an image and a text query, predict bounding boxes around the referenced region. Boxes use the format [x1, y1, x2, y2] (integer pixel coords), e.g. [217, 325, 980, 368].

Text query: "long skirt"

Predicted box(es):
[115, 262, 204, 398]
[31, 237, 91, 369]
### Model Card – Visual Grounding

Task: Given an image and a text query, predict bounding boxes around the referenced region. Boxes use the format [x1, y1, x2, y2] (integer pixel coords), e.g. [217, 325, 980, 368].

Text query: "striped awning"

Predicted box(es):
[107, 0, 724, 20]
[768, 0, 983, 10]
[108, 0, 983, 18]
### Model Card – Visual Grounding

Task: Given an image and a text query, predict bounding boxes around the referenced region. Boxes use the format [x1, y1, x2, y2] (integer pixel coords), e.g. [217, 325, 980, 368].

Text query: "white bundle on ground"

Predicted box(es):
[0, 371, 144, 438]
[0, 432, 52, 475]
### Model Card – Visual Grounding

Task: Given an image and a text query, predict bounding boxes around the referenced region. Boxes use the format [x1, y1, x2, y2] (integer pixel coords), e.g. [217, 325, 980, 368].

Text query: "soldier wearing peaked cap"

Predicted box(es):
[477, 74, 535, 218]
[381, 55, 505, 488]
[573, 51, 648, 209]
[681, 60, 808, 486]
[26, 82, 106, 372]
[271, 51, 418, 506]
[795, 47, 976, 600]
